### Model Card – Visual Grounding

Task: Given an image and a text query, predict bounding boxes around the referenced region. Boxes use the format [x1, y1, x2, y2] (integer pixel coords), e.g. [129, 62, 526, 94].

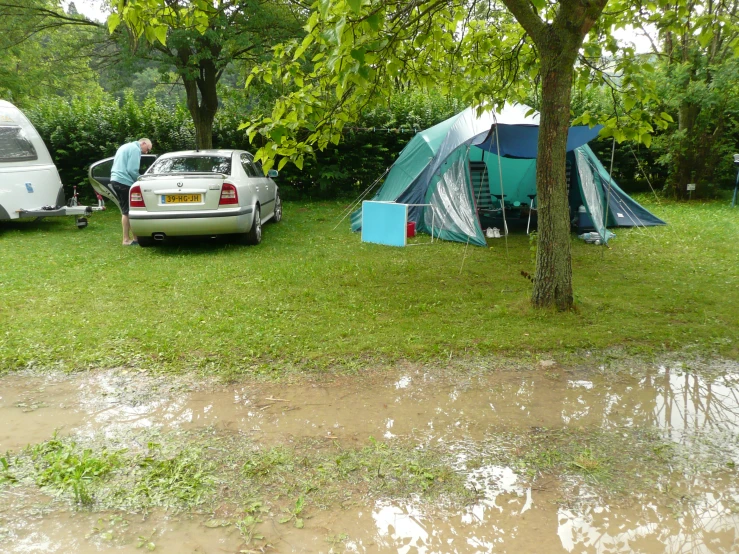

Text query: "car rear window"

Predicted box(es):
[0, 126, 38, 163]
[149, 156, 231, 175]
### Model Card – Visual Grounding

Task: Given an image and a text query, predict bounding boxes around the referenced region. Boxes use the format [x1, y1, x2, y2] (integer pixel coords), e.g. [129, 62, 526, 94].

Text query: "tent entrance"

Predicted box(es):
[468, 148, 539, 232]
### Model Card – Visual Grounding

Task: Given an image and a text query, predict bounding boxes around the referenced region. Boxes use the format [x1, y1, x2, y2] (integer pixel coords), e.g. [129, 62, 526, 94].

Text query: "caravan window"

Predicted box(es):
[0, 126, 38, 163]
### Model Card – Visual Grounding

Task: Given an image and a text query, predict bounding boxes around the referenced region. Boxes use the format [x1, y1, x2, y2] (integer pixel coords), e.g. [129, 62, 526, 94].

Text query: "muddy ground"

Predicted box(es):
[1, 357, 738, 553]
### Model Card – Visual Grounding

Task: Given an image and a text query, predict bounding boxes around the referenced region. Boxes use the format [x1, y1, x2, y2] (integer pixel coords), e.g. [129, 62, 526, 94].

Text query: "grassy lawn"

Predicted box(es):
[0, 197, 737, 376]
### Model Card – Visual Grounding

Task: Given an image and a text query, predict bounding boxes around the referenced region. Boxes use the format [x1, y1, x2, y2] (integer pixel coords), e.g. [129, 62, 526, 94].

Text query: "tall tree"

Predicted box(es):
[647, 0, 739, 198]
[110, 0, 305, 148]
[242, 0, 613, 310]
[0, 0, 103, 103]
[502, 0, 608, 309]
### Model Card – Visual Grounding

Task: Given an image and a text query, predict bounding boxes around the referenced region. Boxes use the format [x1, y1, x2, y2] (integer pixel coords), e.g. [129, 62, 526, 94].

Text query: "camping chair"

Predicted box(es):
[526, 194, 537, 234]
[492, 194, 509, 235]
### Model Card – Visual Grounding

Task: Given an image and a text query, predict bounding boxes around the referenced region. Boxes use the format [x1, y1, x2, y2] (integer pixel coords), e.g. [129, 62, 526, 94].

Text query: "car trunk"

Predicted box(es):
[137, 173, 227, 212]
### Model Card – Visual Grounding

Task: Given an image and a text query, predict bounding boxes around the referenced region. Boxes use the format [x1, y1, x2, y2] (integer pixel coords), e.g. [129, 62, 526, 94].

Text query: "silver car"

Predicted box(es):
[89, 149, 281, 247]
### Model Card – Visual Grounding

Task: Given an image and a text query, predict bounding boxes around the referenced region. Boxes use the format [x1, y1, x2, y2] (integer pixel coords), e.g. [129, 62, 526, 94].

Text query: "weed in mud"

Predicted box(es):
[1, 456, 17, 484]
[242, 446, 291, 478]
[29, 437, 124, 505]
[570, 448, 611, 480]
[136, 530, 156, 551]
[86, 515, 130, 544]
[132, 445, 216, 510]
[1, 431, 472, 518]
[235, 500, 268, 546]
[278, 495, 306, 528]
[0, 424, 700, 529]
[325, 532, 350, 552]
[500, 427, 678, 495]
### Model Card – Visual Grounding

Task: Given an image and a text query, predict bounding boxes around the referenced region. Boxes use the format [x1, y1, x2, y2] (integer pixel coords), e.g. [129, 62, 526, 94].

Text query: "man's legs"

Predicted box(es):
[111, 181, 137, 245]
[122, 214, 137, 245]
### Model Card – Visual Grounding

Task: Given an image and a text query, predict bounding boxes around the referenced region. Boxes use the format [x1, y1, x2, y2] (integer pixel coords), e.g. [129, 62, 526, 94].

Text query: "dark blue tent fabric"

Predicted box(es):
[476, 124, 604, 159]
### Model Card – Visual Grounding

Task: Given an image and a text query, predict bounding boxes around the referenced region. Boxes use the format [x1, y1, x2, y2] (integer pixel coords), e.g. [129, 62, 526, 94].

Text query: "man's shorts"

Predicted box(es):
[110, 181, 131, 216]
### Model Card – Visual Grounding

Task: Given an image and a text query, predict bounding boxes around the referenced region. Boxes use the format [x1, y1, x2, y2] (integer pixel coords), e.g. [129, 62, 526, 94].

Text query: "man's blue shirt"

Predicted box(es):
[110, 141, 142, 186]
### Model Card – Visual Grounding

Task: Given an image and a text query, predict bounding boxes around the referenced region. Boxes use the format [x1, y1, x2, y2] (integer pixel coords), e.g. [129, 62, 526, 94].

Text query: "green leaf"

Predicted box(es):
[697, 29, 714, 48]
[366, 14, 381, 31]
[107, 13, 121, 34]
[660, 112, 674, 123]
[277, 157, 289, 171]
[350, 48, 365, 63]
[347, 0, 362, 15]
[624, 96, 636, 112]
[295, 517, 304, 529]
[153, 25, 167, 46]
[270, 126, 287, 144]
[640, 133, 652, 148]
[531, 0, 546, 10]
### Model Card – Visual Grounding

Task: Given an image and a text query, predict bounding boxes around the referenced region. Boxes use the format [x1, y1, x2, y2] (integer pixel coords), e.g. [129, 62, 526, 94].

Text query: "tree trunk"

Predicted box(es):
[531, 45, 577, 310]
[501, 0, 608, 311]
[182, 58, 220, 150]
[670, 100, 700, 199]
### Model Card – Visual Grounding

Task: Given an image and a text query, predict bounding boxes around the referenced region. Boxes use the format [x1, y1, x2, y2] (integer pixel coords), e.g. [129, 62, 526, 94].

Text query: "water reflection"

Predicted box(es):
[357, 480, 739, 554]
[4, 364, 739, 455]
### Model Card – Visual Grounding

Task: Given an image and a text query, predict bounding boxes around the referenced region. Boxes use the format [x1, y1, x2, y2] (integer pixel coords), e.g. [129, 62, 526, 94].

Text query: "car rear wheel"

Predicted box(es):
[244, 206, 261, 245]
[137, 236, 154, 247]
[272, 193, 282, 223]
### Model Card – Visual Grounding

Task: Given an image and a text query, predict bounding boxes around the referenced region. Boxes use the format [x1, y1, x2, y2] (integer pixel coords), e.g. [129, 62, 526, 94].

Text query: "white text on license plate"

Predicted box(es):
[163, 194, 202, 203]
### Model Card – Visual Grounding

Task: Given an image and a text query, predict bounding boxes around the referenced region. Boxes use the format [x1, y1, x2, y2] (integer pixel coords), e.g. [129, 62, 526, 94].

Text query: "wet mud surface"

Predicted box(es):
[2, 359, 739, 552]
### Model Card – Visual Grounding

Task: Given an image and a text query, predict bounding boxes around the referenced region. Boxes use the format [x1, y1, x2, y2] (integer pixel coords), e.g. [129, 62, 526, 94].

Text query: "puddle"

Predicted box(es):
[2, 365, 739, 453]
[2, 361, 739, 552]
[0, 506, 244, 553]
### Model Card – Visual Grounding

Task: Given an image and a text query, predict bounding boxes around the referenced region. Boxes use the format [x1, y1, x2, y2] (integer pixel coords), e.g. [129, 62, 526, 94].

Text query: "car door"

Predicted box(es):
[88, 154, 157, 209]
[252, 157, 276, 213]
[240, 153, 270, 215]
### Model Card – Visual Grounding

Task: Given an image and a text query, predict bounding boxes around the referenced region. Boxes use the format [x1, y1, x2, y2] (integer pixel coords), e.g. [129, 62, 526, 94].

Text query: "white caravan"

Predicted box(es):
[0, 99, 100, 226]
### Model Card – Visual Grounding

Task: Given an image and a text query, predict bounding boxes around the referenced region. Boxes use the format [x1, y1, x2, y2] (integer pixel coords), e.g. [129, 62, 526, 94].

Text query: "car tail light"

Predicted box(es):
[130, 185, 145, 207]
[219, 182, 238, 205]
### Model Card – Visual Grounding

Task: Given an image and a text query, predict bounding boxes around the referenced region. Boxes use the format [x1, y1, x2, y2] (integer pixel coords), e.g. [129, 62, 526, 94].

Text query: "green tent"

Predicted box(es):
[351, 105, 665, 245]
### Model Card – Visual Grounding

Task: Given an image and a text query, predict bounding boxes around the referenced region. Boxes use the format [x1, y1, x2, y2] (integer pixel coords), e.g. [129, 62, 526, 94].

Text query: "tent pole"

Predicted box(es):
[600, 137, 616, 252]
[333, 166, 391, 230]
[493, 120, 509, 257]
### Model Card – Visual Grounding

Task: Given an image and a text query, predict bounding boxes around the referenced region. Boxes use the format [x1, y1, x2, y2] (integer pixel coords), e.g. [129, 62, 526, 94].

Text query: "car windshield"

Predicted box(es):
[149, 155, 231, 175]
[0, 126, 38, 163]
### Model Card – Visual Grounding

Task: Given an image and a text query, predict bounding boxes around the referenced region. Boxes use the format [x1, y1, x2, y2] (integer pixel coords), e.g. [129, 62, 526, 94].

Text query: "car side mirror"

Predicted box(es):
[267, 169, 279, 178]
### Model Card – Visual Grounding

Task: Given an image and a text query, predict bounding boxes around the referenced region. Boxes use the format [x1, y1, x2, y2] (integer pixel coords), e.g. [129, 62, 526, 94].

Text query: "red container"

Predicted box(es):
[406, 221, 416, 237]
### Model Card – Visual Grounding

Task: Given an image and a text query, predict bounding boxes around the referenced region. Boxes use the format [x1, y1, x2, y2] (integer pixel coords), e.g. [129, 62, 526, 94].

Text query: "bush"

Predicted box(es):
[26, 91, 195, 201]
[26, 88, 462, 202]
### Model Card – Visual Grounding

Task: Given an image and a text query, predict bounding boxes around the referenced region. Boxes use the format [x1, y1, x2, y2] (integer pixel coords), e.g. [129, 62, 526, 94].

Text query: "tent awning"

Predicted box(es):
[475, 124, 603, 159]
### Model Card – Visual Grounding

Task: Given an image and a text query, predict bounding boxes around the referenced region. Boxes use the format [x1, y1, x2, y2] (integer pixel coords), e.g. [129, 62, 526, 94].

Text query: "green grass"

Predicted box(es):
[0, 197, 737, 376]
[2, 431, 473, 514]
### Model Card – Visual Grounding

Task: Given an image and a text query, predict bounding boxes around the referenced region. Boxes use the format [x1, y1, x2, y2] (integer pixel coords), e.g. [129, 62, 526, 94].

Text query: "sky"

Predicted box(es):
[66, 0, 108, 23]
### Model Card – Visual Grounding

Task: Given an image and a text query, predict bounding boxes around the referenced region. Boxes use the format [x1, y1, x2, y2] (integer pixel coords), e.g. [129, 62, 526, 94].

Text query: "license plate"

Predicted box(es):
[163, 194, 202, 203]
